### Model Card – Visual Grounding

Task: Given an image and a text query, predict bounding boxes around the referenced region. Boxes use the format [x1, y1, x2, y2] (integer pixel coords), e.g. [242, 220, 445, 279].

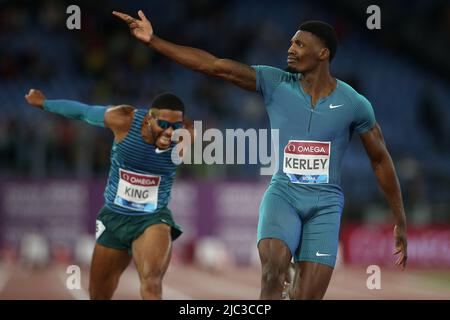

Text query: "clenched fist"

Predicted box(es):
[25, 89, 46, 109]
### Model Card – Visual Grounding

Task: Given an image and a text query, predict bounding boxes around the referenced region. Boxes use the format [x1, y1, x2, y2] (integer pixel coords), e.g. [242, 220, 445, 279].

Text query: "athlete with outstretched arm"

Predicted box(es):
[113, 10, 407, 299]
[25, 89, 193, 299]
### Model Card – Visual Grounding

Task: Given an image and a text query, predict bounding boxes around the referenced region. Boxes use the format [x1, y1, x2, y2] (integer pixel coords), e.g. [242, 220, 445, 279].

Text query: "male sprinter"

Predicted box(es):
[25, 89, 192, 300]
[114, 11, 408, 299]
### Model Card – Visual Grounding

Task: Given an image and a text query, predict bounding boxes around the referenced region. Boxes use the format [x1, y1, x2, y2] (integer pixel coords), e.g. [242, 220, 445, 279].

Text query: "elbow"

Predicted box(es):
[206, 58, 228, 78]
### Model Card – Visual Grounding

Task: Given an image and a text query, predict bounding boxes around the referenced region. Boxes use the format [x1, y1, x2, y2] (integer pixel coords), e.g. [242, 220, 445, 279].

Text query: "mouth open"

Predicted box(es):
[157, 135, 171, 148]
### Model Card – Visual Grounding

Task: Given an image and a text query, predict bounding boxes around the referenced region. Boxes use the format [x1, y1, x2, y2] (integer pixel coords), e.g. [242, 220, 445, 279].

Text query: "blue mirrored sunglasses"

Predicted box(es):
[157, 119, 184, 130]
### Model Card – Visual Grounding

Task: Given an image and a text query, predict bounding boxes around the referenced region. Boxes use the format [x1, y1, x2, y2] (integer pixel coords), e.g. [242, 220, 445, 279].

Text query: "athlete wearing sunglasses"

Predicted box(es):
[156, 119, 184, 131]
[25, 89, 194, 300]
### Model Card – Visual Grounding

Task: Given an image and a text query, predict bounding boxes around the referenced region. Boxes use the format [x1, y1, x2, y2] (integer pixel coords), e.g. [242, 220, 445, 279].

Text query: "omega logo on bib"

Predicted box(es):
[283, 140, 331, 184]
[114, 168, 160, 212]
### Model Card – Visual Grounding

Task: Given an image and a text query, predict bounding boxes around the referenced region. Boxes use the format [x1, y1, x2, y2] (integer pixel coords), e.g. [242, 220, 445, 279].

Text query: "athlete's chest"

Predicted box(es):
[269, 84, 353, 139]
[113, 140, 177, 175]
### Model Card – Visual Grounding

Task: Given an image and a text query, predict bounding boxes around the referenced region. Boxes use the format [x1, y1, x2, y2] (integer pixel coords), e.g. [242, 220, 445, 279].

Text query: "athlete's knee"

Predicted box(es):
[140, 270, 164, 299]
[261, 258, 287, 289]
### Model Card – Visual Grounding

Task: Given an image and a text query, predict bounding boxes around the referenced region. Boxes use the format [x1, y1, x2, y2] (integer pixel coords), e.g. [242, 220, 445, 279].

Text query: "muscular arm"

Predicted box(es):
[113, 10, 256, 91]
[104, 105, 135, 142]
[149, 36, 256, 91]
[360, 123, 408, 269]
[25, 89, 133, 142]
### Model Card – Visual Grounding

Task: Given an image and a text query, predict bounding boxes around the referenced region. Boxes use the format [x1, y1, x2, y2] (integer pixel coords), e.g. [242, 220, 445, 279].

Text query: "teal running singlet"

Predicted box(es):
[103, 109, 179, 216]
[253, 65, 376, 268]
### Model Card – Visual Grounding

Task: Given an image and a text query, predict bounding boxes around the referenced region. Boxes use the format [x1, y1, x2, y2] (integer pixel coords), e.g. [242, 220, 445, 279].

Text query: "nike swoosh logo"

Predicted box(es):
[329, 104, 343, 109]
[155, 148, 172, 154]
[316, 251, 332, 257]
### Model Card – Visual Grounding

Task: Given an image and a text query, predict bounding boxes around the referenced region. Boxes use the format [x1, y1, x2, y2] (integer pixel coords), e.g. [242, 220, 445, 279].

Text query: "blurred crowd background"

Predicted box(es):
[0, 0, 450, 270]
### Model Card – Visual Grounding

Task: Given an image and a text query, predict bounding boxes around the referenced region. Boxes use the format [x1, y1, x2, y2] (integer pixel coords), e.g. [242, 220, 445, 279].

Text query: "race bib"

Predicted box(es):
[283, 140, 330, 184]
[114, 169, 160, 212]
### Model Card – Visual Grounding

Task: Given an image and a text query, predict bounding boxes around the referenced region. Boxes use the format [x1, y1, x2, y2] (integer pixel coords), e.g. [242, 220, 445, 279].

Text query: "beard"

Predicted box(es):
[285, 62, 304, 73]
[285, 65, 297, 73]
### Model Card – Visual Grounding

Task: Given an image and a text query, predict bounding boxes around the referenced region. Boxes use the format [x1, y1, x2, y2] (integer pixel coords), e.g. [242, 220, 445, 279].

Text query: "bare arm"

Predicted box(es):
[104, 105, 135, 142]
[360, 123, 408, 269]
[113, 10, 256, 91]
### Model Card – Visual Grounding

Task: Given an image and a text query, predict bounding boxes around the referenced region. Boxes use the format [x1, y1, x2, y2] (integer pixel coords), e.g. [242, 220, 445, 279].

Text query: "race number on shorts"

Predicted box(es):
[114, 169, 160, 212]
[283, 140, 330, 184]
[96, 220, 106, 240]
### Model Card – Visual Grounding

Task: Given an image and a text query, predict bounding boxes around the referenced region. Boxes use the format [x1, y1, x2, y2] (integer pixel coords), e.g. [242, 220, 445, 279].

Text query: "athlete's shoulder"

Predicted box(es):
[104, 105, 136, 131]
[252, 65, 297, 102]
[336, 79, 372, 109]
[110, 104, 136, 115]
[252, 65, 296, 81]
[336, 80, 376, 132]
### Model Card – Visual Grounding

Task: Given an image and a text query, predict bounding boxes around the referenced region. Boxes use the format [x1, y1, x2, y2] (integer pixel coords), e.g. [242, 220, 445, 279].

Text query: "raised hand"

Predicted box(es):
[25, 89, 46, 109]
[113, 10, 153, 45]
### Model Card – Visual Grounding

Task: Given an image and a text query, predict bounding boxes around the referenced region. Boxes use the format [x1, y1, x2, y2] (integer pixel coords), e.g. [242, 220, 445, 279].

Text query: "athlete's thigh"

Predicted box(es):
[258, 191, 302, 258]
[132, 223, 172, 280]
[295, 199, 343, 268]
[291, 261, 334, 300]
[89, 243, 132, 290]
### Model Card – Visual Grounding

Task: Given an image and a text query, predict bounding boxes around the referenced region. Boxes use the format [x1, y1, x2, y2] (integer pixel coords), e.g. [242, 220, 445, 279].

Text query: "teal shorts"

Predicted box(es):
[257, 181, 344, 268]
[95, 205, 183, 254]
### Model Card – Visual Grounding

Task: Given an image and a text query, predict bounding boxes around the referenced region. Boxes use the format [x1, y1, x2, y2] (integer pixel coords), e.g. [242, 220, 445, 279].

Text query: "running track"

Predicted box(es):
[0, 262, 449, 299]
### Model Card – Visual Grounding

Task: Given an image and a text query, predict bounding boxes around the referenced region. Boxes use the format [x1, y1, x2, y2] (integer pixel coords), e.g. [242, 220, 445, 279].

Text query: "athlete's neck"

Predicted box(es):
[300, 65, 336, 106]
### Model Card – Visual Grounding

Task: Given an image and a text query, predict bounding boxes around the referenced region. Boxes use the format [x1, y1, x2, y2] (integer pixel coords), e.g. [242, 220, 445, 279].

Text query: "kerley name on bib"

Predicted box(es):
[283, 140, 330, 184]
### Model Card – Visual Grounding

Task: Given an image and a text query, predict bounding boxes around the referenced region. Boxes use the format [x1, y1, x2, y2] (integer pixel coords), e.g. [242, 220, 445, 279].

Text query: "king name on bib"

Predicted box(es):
[283, 140, 331, 184]
[114, 169, 161, 212]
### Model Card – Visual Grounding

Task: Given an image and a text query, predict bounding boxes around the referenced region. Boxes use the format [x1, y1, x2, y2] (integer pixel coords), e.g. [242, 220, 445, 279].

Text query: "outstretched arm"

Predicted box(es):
[360, 123, 408, 270]
[25, 89, 133, 140]
[113, 10, 256, 91]
[25, 89, 108, 127]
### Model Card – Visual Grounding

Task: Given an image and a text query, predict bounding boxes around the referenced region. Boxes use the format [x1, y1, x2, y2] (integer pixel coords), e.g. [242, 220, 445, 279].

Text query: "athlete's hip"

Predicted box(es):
[262, 176, 344, 216]
[268, 173, 343, 197]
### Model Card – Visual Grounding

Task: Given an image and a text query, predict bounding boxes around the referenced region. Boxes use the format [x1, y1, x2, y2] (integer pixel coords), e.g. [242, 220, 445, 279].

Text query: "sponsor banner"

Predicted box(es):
[0, 180, 88, 254]
[2, 179, 448, 268]
[0, 179, 210, 262]
[213, 181, 268, 264]
[168, 181, 204, 247]
[341, 224, 450, 268]
[284, 140, 330, 156]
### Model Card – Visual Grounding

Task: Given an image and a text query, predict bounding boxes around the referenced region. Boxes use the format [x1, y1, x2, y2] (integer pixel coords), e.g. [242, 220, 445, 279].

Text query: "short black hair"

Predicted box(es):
[150, 92, 185, 114]
[299, 20, 338, 61]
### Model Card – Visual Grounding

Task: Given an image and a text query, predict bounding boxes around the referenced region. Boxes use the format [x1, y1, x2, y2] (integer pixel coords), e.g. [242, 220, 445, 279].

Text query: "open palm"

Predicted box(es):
[113, 10, 153, 44]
